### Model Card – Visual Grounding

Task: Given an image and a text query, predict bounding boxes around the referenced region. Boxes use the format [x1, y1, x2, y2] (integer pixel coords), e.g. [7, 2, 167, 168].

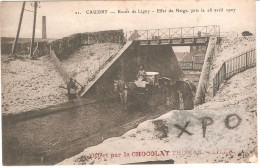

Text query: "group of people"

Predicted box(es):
[115, 65, 196, 110]
[64, 65, 148, 104]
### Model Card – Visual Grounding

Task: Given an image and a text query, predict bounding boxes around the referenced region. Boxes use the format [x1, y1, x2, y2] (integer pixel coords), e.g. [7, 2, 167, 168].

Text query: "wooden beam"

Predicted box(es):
[12, 2, 26, 54]
[29, 1, 37, 58]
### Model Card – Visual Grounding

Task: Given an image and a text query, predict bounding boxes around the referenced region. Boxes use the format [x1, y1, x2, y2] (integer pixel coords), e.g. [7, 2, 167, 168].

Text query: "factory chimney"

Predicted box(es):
[42, 16, 47, 39]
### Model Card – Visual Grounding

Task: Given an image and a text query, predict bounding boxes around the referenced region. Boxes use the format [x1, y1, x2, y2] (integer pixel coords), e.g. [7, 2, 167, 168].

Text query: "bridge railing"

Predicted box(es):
[128, 25, 220, 40]
[219, 31, 238, 37]
[179, 61, 203, 71]
[213, 48, 256, 96]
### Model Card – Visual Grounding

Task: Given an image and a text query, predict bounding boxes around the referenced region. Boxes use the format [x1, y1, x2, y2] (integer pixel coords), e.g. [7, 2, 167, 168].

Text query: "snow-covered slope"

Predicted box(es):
[1, 43, 122, 115]
[61, 43, 122, 85]
[213, 36, 255, 73]
[1, 55, 67, 115]
[206, 36, 256, 97]
[196, 67, 257, 159]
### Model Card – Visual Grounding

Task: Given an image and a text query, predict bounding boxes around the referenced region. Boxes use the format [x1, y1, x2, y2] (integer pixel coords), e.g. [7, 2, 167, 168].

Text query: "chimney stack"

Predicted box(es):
[42, 16, 47, 39]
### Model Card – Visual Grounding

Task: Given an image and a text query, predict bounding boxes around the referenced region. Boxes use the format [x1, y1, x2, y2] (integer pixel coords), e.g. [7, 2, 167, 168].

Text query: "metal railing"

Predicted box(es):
[213, 48, 256, 96]
[179, 61, 203, 71]
[128, 25, 220, 40]
[219, 31, 238, 37]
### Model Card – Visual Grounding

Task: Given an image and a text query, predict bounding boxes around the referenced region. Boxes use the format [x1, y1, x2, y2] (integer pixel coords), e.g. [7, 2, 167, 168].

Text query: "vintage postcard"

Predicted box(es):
[0, 0, 257, 166]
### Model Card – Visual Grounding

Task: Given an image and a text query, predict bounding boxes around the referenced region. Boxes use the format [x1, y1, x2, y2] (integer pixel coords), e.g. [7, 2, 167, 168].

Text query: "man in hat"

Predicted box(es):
[137, 65, 147, 81]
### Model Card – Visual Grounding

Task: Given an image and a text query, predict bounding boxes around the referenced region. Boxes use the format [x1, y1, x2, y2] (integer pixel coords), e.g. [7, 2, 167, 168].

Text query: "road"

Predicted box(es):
[2, 98, 169, 165]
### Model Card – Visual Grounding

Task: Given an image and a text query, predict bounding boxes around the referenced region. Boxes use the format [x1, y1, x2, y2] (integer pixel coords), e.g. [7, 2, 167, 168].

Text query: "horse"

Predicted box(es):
[179, 79, 197, 97]
[114, 80, 127, 104]
[158, 77, 197, 110]
[114, 80, 149, 112]
[175, 79, 197, 110]
[114, 80, 136, 104]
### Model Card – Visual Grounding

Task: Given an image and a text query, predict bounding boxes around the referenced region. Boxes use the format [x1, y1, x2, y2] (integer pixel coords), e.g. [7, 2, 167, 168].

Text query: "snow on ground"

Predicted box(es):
[1, 43, 123, 115]
[57, 67, 257, 165]
[1, 55, 68, 115]
[57, 35, 257, 165]
[213, 36, 255, 73]
[207, 36, 256, 96]
[198, 67, 256, 112]
[196, 67, 257, 161]
[197, 36, 257, 163]
[61, 43, 122, 85]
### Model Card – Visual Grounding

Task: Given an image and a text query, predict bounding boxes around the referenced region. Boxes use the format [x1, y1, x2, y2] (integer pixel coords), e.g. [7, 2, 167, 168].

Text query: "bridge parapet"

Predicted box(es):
[128, 25, 220, 41]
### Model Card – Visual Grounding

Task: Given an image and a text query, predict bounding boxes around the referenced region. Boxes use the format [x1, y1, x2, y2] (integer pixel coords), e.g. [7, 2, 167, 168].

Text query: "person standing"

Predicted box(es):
[67, 78, 77, 102]
[137, 65, 147, 81]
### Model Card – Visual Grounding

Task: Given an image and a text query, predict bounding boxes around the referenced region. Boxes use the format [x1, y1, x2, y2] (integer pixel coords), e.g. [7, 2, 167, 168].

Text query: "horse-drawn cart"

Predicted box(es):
[114, 71, 197, 111]
[114, 72, 164, 111]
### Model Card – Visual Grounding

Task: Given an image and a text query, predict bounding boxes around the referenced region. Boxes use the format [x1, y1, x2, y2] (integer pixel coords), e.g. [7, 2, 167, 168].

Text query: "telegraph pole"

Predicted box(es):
[12, 2, 26, 54]
[29, 1, 38, 58]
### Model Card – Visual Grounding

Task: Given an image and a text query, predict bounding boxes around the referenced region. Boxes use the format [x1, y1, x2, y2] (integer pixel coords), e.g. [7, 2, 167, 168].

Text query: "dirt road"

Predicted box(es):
[2, 98, 169, 165]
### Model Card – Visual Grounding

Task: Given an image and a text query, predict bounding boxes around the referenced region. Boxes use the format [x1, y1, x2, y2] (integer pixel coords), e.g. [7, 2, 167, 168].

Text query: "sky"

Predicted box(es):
[0, 0, 256, 39]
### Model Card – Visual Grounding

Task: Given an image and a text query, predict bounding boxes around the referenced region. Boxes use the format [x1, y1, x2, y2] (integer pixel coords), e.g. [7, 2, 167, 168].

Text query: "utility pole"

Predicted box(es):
[12, 2, 26, 54]
[29, 1, 38, 58]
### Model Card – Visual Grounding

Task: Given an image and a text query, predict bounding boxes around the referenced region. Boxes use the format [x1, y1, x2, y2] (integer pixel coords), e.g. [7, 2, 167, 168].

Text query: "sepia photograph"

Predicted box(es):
[0, 0, 257, 166]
